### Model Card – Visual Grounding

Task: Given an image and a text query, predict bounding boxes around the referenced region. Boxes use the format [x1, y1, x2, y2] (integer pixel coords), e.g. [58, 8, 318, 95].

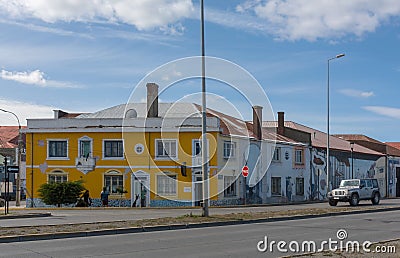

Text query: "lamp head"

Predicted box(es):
[336, 53, 345, 58]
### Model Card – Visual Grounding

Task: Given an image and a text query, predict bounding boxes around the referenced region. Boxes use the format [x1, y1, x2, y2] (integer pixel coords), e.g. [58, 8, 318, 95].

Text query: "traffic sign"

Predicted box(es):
[6, 166, 19, 173]
[242, 166, 249, 177]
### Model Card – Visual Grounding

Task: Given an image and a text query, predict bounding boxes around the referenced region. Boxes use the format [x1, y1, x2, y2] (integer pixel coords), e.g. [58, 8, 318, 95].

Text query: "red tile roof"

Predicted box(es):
[335, 135, 400, 157]
[0, 126, 23, 148]
[386, 142, 400, 150]
[192, 105, 304, 145]
[263, 121, 383, 156]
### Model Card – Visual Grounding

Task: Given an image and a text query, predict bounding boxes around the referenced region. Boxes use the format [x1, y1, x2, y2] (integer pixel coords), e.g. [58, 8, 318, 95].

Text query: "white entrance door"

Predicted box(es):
[193, 175, 203, 207]
[131, 171, 150, 207]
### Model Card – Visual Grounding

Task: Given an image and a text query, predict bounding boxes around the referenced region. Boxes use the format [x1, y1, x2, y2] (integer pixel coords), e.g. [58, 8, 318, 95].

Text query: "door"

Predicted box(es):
[131, 172, 150, 207]
[194, 176, 203, 206]
[359, 179, 369, 199]
[396, 168, 400, 197]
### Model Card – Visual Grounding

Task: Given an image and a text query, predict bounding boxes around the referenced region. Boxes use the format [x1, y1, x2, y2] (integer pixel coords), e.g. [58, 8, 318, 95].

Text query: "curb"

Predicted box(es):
[0, 213, 51, 220]
[0, 206, 399, 243]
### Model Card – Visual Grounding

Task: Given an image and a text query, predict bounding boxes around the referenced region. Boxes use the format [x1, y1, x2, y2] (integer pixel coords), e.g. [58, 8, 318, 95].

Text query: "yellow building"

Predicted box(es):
[25, 83, 220, 207]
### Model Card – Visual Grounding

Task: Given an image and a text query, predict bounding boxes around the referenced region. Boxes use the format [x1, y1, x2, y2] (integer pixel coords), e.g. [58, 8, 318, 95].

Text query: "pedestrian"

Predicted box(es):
[100, 187, 109, 207]
[83, 190, 91, 207]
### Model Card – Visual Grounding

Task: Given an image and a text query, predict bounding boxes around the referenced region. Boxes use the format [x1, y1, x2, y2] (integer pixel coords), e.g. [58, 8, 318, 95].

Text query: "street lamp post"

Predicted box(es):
[0, 109, 22, 207]
[350, 142, 354, 179]
[326, 53, 345, 194]
[200, 0, 209, 217]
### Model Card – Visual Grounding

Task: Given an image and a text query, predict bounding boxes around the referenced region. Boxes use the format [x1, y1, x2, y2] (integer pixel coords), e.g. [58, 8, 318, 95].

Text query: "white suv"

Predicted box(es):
[328, 179, 380, 206]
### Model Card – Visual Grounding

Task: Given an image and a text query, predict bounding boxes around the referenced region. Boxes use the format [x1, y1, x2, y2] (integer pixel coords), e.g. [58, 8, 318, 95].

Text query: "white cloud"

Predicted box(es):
[0, 98, 55, 125]
[0, 69, 82, 88]
[237, 0, 400, 41]
[339, 89, 374, 98]
[0, 0, 194, 31]
[363, 106, 400, 119]
[1, 69, 46, 86]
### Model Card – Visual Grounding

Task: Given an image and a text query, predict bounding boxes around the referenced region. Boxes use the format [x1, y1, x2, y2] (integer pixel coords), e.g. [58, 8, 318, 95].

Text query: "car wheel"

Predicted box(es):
[0, 199, 4, 207]
[371, 192, 380, 205]
[349, 193, 359, 206]
[329, 199, 338, 206]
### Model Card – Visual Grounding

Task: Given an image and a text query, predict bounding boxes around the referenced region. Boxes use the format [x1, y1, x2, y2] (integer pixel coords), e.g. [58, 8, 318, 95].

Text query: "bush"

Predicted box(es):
[38, 181, 86, 207]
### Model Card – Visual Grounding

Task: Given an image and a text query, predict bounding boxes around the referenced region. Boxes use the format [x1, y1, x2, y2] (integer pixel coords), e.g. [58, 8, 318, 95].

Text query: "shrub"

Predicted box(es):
[38, 181, 86, 207]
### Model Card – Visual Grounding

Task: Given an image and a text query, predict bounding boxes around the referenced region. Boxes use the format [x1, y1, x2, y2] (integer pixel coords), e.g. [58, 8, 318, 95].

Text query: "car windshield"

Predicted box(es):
[340, 180, 359, 187]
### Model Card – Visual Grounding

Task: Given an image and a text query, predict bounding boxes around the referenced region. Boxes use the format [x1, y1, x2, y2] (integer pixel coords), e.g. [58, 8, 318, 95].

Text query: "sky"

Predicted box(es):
[0, 0, 399, 142]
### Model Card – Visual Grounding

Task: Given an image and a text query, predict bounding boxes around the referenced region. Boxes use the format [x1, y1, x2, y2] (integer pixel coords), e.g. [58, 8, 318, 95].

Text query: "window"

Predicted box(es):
[157, 174, 177, 195]
[156, 139, 177, 158]
[295, 149, 304, 164]
[273, 147, 281, 162]
[79, 137, 92, 158]
[223, 141, 236, 158]
[296, 178, 304, 196]
[48, 170, 68, 183]
[224, 176, 237, 197]
[134, 143, 144, 154]
[193, 140, 201, 156]
[48, 140, 68, 158]
[104, 140, 124, 158]
[104, 172, 123, 194]
[271, 177, 281, 195]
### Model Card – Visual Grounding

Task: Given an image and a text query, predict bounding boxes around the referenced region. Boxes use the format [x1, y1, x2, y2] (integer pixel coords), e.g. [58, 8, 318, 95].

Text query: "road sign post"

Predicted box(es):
[6, 166, 19, 173]
[242, 166, 249, 177]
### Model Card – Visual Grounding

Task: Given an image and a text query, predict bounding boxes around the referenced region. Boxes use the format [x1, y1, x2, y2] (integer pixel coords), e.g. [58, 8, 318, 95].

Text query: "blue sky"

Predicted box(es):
[0, 0, 399, 142]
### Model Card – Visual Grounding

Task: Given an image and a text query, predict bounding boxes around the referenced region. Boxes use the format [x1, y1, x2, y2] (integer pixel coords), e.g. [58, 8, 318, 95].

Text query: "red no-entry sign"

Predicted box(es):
[242, 166, 249, 177]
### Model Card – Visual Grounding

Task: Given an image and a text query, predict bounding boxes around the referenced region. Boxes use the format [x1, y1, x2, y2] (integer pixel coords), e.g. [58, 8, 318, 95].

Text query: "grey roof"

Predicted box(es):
[77, 103, 202, 119]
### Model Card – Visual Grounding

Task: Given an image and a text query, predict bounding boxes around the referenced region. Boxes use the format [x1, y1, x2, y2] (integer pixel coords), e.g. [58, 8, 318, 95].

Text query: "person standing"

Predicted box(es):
[83, 190, 91, 207]
[100, 187, 109, 207]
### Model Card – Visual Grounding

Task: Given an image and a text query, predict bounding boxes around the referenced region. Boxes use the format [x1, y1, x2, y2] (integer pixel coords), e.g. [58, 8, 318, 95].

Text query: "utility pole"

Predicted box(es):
[4, 157, 8, 215]
[200, 0, 209, 217]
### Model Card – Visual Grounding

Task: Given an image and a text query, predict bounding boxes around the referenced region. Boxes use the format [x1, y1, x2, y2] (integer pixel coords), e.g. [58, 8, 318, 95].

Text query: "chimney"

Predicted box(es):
[53, 110, 67, 119]
[252, 106, 263, 140]
[146, 83, 159, 118]
[278, 111, 285, 135]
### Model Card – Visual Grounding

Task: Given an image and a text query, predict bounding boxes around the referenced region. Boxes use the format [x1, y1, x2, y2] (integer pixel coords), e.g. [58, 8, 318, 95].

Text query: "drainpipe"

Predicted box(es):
[386, 155, 389, 198]
[31, 132, 34, 208]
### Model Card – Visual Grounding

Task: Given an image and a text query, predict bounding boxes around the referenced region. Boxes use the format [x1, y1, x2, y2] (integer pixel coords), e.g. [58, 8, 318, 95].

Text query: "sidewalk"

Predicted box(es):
[2, 198, 400, 227]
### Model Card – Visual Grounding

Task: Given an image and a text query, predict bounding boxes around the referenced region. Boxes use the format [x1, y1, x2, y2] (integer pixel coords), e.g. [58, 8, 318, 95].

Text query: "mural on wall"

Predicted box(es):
[388, 158, 400, 197]
[311, 151, 326, 200]
[311, 149, 385, 200]
[285, 176, 292, 202]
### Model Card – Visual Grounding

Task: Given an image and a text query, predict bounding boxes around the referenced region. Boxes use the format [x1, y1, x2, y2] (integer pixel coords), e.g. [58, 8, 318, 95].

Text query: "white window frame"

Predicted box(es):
[156, 173, 177, 196]
[78, 136, 93, 158]
[272, 147, 281, 162]
[295, 149, 304, 165]
[47, 139, 69, 160]
[155, 139, 178, 159]
[47, 170, 68, 183]
[224, 176, 237, 197]
[223, 141, 236, 159]
[193, 139, 202, 156]
[104, 170, 124, 194]
[103, 139, 124, 160]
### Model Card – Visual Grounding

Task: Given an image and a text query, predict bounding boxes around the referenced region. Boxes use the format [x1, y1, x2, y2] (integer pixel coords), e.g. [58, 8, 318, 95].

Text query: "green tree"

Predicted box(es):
[38, 181, 86, 207]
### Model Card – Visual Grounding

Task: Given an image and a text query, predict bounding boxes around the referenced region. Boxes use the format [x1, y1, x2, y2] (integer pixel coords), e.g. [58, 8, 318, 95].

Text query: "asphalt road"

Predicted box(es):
[0, 209, 399, 258]
[2, 198, 400, 228]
